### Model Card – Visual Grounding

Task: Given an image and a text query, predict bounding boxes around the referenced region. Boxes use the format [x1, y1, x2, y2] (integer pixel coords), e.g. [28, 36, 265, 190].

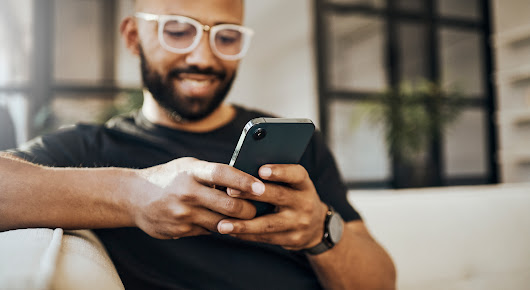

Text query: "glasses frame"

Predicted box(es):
[135, 12, 254, 61]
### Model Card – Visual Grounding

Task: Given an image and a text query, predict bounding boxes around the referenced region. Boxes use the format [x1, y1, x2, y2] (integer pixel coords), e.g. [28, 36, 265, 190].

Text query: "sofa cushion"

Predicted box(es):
[0, 228, 58, 289]
[349, 183, 530, 290]
[0, 228, 123, 290]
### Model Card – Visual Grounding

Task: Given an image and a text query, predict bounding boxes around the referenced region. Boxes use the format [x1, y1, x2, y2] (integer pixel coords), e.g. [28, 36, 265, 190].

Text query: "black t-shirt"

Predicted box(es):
[9, 105, 361, 290]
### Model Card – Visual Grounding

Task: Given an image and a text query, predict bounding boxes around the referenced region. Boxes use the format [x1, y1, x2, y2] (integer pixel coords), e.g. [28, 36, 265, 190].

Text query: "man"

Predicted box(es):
[0, 0, 396, 289]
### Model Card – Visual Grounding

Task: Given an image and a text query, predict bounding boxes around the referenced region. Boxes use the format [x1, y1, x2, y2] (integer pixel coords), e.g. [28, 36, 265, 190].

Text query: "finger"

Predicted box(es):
[229, 231, 312, 250]
[177, 226, 210, 238]
[191, 185, 257, 219]
[217, 213, 293, 235]
[259, 164, 310, 190]
[229, 233, 281, 245]
[192, 160, 265, 196]
[224, 182, 294, 206]
[226, 188, 241, 197]
[229, 232, 306, 250]
[189, 207, 229, 232]
[152, 224, 210, 240]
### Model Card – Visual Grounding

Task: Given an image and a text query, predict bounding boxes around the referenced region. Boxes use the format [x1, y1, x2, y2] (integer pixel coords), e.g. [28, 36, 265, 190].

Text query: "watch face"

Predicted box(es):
[328, 213, 344, 243]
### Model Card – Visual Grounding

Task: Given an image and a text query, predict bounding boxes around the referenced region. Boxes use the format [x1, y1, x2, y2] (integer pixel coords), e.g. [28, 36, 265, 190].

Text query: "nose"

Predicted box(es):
[184, 31, 219, 69]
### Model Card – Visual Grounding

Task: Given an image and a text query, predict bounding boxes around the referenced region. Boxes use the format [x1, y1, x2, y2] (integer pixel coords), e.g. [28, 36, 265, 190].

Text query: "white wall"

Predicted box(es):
[492, 0, 530, 183]
[227, 0, 319, 125]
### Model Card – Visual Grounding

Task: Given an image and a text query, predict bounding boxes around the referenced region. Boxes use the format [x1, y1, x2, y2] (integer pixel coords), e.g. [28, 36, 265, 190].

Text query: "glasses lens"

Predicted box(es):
[214, 28, 245, 56]
[162, 20, 198, 50]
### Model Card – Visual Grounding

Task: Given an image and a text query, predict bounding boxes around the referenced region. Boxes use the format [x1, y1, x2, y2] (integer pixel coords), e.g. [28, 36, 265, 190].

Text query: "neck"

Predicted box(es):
[141, 90, 236, 133]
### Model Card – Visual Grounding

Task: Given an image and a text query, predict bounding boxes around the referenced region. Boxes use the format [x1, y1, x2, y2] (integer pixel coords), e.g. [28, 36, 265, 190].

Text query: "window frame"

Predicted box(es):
[313, 0, 498, 189]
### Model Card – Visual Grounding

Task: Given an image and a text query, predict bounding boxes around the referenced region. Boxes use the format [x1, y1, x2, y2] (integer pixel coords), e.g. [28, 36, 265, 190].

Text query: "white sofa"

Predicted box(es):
[348, 182, 530, 290]
[0, 229, 123, 290]
[1, 183, 529, 289]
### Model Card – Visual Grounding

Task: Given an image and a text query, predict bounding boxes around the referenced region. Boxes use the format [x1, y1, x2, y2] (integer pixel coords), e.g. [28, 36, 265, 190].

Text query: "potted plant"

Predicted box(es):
[366, 80, 463, 188]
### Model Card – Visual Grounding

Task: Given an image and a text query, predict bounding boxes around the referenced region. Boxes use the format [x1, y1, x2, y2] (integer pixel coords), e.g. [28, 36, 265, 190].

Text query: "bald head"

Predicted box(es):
[134, 0, 244, 21]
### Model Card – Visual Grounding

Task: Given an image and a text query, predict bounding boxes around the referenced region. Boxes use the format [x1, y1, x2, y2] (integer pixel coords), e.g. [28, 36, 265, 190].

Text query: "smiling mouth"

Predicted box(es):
[176, 74, 221, 97]
[181, 79, 213, 87]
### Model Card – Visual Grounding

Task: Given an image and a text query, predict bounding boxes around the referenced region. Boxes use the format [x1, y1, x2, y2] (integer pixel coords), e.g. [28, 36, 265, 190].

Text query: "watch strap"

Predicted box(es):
[304, 240, 331, 255]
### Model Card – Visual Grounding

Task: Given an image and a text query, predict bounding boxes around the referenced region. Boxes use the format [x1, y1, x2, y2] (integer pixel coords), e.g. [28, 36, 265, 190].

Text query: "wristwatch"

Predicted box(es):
[304, 205, 344, 255]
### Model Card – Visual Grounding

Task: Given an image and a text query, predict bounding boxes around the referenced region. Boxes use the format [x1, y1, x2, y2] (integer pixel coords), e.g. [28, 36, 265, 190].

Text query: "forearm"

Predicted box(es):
[308, 221, 396, 290]
[0, 153, 137, 231]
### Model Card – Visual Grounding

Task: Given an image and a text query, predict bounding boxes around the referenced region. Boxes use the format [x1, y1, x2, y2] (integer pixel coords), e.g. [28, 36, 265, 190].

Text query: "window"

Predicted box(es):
[0, 0, 140, 144]
[314, 0, 497, 188]
[0, 0, 33, 145]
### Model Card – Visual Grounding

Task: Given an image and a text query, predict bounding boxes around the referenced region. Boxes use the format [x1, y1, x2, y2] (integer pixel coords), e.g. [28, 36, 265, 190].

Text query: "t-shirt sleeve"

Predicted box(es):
[300, 131, 362, 222]
[5, 125, 98, 167]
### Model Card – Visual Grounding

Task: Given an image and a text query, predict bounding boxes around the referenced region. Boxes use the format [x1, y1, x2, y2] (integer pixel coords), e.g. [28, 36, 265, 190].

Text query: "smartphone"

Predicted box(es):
[229, 117, 315, 216]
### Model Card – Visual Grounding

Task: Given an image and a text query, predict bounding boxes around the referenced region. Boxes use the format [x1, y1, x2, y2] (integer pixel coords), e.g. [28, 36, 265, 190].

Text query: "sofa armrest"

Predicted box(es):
[0, 228, 124, 290]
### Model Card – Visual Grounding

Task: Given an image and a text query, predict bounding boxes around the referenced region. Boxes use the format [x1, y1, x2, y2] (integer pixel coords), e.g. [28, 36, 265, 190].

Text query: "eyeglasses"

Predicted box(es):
[135, 12, 254, 61]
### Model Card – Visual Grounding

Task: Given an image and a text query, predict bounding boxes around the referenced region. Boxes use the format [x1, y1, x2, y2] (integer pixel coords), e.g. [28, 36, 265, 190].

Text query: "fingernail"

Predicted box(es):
[260, 167, 272, 177]
[252, 182, 265, 195]
[219, 222, 234, 234]
[227, 188, 241, 196]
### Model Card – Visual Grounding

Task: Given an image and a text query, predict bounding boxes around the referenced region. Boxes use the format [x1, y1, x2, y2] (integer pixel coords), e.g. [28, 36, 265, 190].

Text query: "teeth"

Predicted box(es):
[183, 79, 211, 88]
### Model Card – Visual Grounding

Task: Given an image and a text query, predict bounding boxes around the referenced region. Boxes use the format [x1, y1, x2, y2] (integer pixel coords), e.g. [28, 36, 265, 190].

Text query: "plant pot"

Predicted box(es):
[394, 151, 437, 188]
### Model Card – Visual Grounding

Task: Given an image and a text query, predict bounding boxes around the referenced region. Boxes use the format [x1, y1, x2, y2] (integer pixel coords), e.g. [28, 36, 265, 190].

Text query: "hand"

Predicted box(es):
[130, 157, 265, 239]
[217, 164, 328, 251]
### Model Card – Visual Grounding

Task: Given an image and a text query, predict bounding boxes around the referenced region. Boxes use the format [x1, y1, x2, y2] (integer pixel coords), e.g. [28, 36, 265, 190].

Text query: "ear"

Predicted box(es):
[120, 16, 140, 56]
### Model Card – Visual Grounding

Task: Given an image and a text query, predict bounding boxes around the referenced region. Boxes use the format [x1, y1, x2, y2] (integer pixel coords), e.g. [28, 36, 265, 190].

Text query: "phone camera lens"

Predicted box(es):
[253, 128, 267, 140]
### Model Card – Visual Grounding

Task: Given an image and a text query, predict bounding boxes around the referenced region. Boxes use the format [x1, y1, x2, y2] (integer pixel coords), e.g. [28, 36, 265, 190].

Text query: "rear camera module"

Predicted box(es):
[252, 128, 267, 140]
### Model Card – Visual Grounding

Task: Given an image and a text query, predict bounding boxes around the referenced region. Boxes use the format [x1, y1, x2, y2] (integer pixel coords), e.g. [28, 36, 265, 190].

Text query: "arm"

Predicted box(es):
[0, 153, 262, 238]
[0, 153, 135, 231]
[307, 221, 396, 290]
[217, 164, 396, 289]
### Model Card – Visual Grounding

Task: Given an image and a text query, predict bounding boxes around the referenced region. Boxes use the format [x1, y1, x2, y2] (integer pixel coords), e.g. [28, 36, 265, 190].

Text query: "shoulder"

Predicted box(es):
[105, 111, 138, 130]
[33, 123, 104, 144]
[9, 123, 105, 166]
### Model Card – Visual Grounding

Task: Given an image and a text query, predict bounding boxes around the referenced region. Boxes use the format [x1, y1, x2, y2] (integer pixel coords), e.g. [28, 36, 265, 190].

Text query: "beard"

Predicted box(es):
[139, 46, 236, 122]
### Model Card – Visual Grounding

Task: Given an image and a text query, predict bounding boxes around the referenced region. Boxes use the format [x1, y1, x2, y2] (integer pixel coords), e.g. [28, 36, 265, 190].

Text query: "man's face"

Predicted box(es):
[135, 0, 244, 121]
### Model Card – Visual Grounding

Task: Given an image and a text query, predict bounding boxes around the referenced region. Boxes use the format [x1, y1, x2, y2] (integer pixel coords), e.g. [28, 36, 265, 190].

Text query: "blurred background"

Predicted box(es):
[0, 0, 529, 189]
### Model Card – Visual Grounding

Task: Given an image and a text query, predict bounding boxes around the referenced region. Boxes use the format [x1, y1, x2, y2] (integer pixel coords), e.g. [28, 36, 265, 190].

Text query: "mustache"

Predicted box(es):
[168, 66, 226, 79]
